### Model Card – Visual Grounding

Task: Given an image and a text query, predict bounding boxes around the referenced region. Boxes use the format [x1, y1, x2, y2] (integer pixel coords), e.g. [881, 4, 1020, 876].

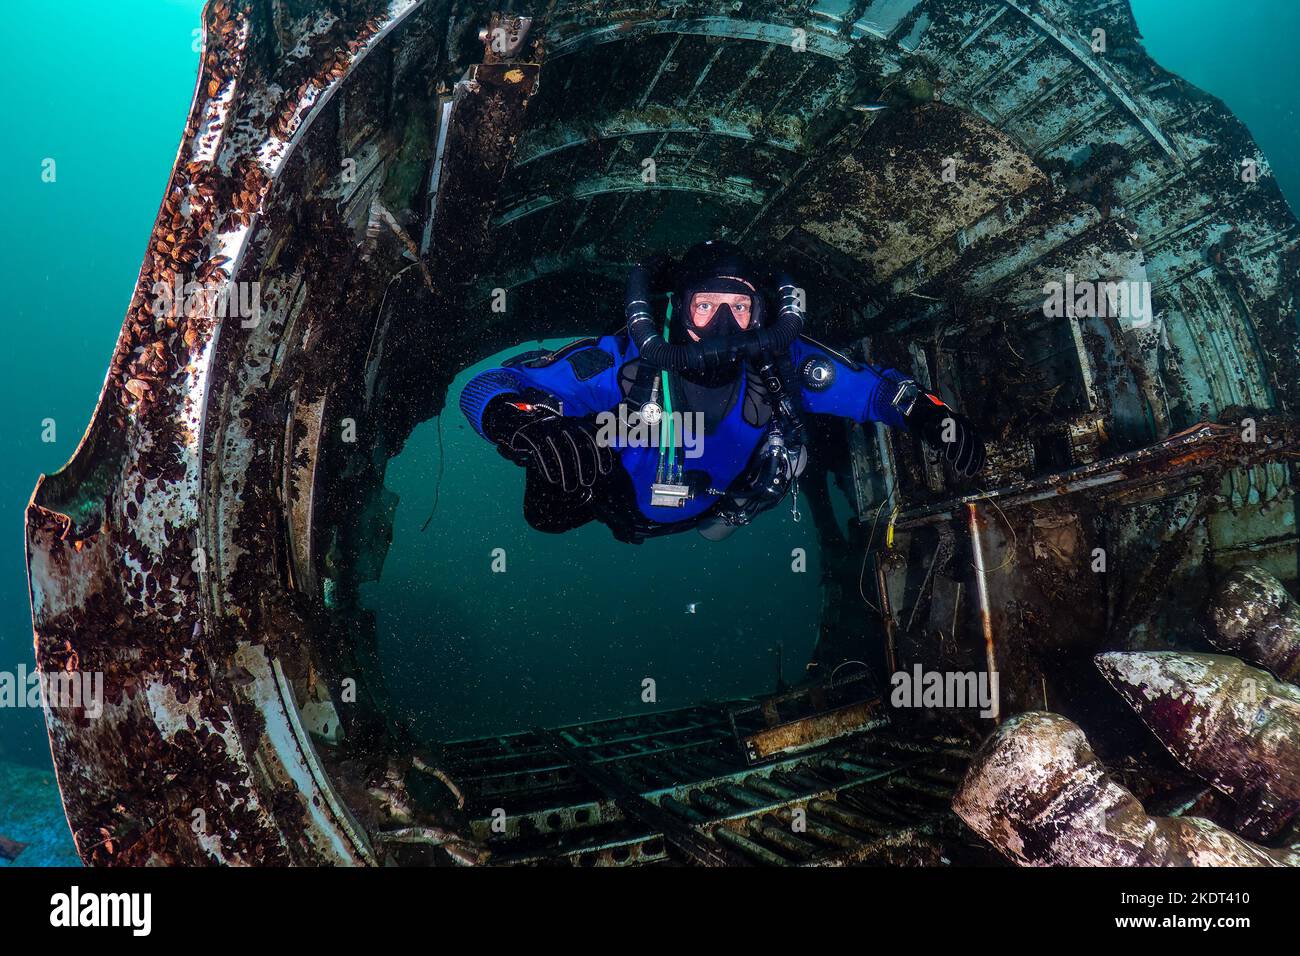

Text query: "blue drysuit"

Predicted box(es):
[461, 335, 913, 529]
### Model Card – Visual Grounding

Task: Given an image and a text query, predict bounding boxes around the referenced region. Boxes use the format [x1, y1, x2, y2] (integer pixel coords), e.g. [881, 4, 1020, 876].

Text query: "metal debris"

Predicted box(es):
[741, 698, 887, 762]
[1207, 566, 1300, 682]
[1096, 651, 1300, 841]
[952, 711, 1295, 866]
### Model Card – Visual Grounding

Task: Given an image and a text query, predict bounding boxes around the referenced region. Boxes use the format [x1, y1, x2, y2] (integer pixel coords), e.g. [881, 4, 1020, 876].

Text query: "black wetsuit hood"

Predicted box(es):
[668, 242, 762, 385]
[625, 240, 805, 377]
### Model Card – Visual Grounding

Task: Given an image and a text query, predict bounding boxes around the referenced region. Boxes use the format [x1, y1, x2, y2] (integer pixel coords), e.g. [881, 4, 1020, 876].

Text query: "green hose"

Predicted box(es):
[659, 302, 677, 481]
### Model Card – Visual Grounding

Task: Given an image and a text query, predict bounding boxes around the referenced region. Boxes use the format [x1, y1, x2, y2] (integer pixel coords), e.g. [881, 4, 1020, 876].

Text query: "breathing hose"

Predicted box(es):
[625, 262, 805, 375]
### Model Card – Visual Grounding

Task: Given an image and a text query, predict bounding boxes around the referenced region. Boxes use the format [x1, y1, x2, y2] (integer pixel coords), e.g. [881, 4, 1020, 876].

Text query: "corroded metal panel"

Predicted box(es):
[743, 699, 888, 761]
[26, 0, 425, 865]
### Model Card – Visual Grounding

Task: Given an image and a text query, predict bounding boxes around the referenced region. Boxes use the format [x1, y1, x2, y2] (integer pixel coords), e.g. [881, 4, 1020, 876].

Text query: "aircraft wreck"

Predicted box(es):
[24, 0, 1300, 866]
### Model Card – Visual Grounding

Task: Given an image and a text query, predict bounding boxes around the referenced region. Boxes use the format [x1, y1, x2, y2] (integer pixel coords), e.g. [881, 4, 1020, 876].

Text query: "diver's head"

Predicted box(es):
[624, 240, 804, 376]
[673, 240, 766, 348]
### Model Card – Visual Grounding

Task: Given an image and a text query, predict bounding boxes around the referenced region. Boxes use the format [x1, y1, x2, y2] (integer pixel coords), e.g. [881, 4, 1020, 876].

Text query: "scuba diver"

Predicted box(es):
[459, 241, 985, 543]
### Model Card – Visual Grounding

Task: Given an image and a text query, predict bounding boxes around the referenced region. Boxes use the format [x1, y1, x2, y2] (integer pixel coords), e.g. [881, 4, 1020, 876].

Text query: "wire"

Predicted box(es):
[1004, 328, 1026, 363]
[968, 484, 1019, 572]
[857, 475, 896, 613]
[419, 415, 445, 533]
[829, 659, 870, 686]
[859, 472, 1020, 621]
[904, 542, 941, 633]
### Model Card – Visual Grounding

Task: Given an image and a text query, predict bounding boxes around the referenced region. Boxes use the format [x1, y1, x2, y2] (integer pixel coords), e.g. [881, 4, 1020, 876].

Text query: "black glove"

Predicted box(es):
[905, 390, 986, 479]
[481, 392, 614, 493]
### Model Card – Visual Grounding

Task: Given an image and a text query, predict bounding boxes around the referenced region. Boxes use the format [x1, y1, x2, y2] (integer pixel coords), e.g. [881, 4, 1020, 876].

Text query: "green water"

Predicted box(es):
[1, 0, 1297, 864]
[368, 346, 824, 742]
[0, 0, 207, 864]
[0, 1, 207, 769]
[1130, 0, 1300, 206]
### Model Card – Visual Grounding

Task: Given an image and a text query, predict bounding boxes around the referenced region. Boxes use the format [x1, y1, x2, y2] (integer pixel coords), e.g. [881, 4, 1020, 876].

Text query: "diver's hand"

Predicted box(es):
[482, 394, 613, 493]
[907, 393, 986, 479]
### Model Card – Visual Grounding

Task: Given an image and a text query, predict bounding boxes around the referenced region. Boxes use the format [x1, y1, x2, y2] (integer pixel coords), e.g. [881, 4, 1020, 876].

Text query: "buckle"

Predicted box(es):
[890, 380, 921, 417]
[650, 482, 691, 508]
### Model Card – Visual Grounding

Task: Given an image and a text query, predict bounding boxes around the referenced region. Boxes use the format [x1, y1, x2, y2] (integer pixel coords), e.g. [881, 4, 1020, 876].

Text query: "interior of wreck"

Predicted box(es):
[23, 0, 1300, 866]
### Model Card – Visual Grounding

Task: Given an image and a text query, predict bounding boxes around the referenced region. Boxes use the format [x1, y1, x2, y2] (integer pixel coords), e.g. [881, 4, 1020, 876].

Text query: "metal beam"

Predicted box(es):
[536, 729, 741, 866]
[494, 171, 765, 229]
[892, 420, 1300, 530]
[999, 0, 1183, 165]
[514, 108, 805, 166]
[547, 16, 860, 61]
